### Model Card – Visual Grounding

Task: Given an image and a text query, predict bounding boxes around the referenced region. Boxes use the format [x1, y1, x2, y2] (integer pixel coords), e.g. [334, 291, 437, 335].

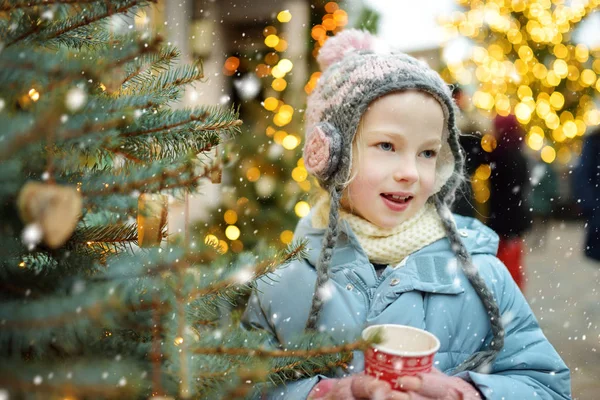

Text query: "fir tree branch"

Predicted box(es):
[81, 161, 198, 197]
[121, 45, 180, 87]
[0, 0, 100, 11]
[0, 360, 144, 398]
[185, 240, 307, 301]
[192, 340, 367, 359]
[119, 62, 204, 96]
[6, 0, 157, 47]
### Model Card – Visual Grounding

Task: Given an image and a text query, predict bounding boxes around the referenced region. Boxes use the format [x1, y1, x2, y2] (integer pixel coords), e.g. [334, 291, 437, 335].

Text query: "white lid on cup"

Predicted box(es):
[362, 324, 441, 357]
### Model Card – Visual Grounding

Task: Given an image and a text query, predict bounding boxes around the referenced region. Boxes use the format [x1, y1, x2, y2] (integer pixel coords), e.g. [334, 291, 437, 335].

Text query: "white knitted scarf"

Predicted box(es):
[311, 197, 447, 265]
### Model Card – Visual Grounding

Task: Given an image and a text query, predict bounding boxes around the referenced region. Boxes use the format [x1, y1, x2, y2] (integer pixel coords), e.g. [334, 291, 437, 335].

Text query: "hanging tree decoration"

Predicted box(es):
[17, 181, 82, 249]
[137, 193, 168, 248]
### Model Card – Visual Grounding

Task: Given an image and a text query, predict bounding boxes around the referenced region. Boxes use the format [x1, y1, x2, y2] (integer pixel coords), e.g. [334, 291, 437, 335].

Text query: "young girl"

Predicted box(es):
[242, 29, 570, 399]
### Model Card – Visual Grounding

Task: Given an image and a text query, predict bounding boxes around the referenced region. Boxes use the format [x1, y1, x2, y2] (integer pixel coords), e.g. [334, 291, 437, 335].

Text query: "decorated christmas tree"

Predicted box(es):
[440, 0, 600, 166]
[0, 1, 359, 398]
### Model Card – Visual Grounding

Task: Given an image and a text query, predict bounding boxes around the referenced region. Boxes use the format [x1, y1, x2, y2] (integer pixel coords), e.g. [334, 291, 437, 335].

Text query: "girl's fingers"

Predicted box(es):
[349, 374, 390, 398]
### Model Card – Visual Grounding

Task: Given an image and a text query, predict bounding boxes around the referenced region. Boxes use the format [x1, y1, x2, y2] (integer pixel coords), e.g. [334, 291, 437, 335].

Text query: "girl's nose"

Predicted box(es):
[392, 161, 419, 184]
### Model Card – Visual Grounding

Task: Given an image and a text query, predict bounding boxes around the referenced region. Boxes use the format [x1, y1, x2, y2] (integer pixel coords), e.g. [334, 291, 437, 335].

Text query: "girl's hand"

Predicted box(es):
[308, 374, 407, 400]
[394, 368, 481, 400]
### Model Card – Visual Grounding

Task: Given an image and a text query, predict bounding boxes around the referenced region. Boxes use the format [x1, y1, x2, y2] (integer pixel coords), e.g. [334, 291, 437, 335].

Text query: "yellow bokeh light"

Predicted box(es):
[473, 91, 494, 110]
[225, 225, 241, 241]
[277, 59, 293, 73]
[274, 130, 287, 144]
[218, 240, 228, 254]
[527, 129, 545, 151]
[575, 44, 589, 62]
[274, 39, 288, 52]
[246, 167, 261, 182]
[540, 146, 556, 163]
[552, 59, 568, 78]
[271, 65, 285, 79]
[546, 71, 561, 86]
[475, 164, 491, 180]
[277, 10, 292, 23]
[263, 26, 277, 37]
[515, 103, 532, 123]
[549, 92, 564, 109]
[282, 135, 300, 150]
[473, 181, 490, 203]
[204, 234, 219, 247]
[333, 9, 348, 26]
[552, 127, 566, 142]
[481, 134, 497, 153]
[325, 1, 339, 13]
[265, 34, 280, 48]
[563, 120, 577, 138]
[291, 166, 308, 182]
[294, 201, 311, 218]
[517, 85, 533, 99]
[567, 65, 580, 81]
[278, 104, 294, 119]
[532, 63, 548, 79]
[280, 230, 294, 244]
[536, 100, 551, 118]
[224, 210, 238, 225]
[518, 46, 533, 62]
[263, 97, 279, 111]
[28, 88, 40, 101]
[273, 112, 292, 127]
[272, 78, 287, 92]
[580, 69, 596, 86]
[553, 43, 568, 59]
[545, 113, 560, 129]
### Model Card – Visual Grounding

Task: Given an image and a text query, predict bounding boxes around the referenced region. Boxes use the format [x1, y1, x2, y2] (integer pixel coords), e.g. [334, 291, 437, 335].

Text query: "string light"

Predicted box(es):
[225, 225, 241, 241]
[277, 10, 292, 23]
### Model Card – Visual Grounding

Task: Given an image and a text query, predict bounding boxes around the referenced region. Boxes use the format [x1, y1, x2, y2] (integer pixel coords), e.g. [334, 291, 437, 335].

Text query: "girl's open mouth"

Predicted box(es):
[381, 194, 413, 204]
[380, 194, 413, 211]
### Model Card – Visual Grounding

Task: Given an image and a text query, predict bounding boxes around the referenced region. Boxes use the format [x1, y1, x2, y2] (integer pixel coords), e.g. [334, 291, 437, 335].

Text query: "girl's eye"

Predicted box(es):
[421, 150, 438, 159]
[378, 142, 394, 152]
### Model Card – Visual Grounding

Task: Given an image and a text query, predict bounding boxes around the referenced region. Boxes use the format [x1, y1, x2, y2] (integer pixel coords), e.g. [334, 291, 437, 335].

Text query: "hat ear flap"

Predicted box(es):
[304, 122, 343, 185]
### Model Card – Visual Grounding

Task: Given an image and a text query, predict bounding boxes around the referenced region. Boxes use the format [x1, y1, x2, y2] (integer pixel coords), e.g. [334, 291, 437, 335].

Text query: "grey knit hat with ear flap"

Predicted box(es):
[302, 29, 504, 373]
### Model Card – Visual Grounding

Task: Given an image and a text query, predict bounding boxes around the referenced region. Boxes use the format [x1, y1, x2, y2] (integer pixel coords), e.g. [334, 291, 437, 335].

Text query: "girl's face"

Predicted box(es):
[341, 90, 445, 229]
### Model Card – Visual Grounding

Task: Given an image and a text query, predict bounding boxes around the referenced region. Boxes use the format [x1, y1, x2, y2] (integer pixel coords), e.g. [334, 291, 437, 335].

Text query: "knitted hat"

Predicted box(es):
[302, 29, 504, 373]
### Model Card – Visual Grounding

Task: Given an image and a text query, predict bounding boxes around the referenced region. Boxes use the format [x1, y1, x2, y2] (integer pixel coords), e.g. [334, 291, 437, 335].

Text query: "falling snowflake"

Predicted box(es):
[500, 311, 514, 327]
[21, 223, 43, 250]
[234, 265, 254, 284]
[65, 87, 87, 112]
[0, 98, 5, 111]
[318, 281, 336, 302]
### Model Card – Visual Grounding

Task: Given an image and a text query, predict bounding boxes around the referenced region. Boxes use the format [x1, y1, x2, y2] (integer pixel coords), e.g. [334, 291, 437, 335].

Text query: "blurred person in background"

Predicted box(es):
[487, 114, 533, 291]
[573, 127, 600, 262]
[451, 85, 490, 219]
[529, 154, 559, 249]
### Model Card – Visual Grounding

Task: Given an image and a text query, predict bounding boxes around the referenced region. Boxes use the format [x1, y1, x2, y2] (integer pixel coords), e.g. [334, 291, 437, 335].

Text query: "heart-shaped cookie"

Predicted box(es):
[17, 181, 83, 249]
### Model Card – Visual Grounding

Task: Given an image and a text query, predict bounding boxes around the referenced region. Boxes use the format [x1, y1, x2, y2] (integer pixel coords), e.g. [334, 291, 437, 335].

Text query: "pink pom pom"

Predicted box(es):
[317, 29, 378, 70]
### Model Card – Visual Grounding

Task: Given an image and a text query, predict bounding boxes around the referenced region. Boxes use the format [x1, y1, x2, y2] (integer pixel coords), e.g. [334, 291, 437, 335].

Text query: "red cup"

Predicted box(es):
[362, 324, 440, 389]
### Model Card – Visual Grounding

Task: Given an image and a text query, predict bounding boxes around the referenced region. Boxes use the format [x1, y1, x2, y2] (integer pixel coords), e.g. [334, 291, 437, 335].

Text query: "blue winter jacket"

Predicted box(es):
[242, 212, 571, 399]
